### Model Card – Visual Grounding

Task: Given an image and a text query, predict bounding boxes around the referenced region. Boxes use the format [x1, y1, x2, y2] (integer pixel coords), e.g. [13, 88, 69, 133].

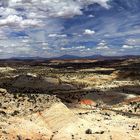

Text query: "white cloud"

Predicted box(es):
[60, 47, 73, 51]
[126, 39, 136, 45]
[47, 2, 83, 18]
[0, 7, 17, 17]
[84, 29, 95, 35]
[60, 45, 86, 51]
[88, 14, 95, 18]
[48, 33, 67, 38]
[122, 45, 134, 49]
[0, 15, 41, 28]
[0, 0, 110, 58]
[22, 39, 29, 43]
[48, 34, 57, 37]
[96, 40, 109, 50]
[75, 46, 86, 49]
[96, 45, 109, 50]
[1, 0, 110, 18]
[42, 42, 48, 46]
[20, 19, 41, 28]
[0, 15, 22, 26]
[125, 38, 140, 47]
[87, 48, 91, 51]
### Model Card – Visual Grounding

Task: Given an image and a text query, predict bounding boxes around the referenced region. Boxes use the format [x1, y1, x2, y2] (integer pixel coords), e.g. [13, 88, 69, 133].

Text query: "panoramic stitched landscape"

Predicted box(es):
[0, 0, 140, 140]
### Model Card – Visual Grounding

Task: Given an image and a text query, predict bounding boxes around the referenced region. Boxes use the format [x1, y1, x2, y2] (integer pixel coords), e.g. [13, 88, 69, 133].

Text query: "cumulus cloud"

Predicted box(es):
[20, 19, 41, 28]
[2, 0, 129, 58]
[122, 45, 134, 49]
[0, 15, 41, 28]
[0, 15, 22, 26]
[60, 47, 69, 51]
[96, 45, 109, 50]
[75, 46, 86, 49]
[125, 38, 140, 47]
[0, 0, 110, 18]
[84, 29, 95, 35]
[48, 33, 67, 38]
[0, 7, 17, 17]
[60, 45, 86, 51]
[96, 40, 109, 50]
[0, 0, 110, 36]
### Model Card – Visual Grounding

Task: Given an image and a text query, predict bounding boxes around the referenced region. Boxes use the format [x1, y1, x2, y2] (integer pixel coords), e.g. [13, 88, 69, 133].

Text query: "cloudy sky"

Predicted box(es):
[0, 0, 140, 58]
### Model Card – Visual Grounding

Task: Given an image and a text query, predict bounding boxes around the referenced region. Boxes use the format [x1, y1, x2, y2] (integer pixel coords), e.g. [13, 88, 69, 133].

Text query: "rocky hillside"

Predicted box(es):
[1, 88, 140, 140]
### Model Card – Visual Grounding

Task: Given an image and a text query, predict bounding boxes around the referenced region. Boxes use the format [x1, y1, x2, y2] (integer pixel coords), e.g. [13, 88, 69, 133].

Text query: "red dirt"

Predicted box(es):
[79, 99, 96, 106]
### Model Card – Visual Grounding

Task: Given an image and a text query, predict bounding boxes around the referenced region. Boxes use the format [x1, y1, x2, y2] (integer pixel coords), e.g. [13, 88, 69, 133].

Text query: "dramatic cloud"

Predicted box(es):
[1, 0, 110, 18]
[0, 0, 140, 58]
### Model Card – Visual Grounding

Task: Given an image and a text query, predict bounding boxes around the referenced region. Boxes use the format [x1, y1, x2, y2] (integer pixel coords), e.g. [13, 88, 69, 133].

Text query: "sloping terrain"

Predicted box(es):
[0, 58, 140, 139]
[1, 88, 140, 140]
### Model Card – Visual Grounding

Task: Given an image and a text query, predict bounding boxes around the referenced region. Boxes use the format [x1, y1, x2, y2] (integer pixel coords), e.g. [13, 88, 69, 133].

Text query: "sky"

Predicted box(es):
[0, 0, 140, 58]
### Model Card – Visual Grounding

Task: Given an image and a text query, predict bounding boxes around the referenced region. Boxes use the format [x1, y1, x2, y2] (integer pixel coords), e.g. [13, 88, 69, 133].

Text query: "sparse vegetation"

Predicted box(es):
[0, 58, 140, 140]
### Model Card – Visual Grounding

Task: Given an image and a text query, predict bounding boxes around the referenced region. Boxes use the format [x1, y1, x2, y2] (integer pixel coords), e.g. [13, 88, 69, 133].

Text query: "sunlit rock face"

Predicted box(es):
[0, 103, 105, 140]
[1, 101, 140, 140]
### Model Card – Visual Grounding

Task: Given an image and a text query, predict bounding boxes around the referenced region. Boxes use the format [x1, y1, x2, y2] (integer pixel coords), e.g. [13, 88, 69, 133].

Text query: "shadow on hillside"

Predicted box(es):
[84, 85, 139, 105]
[3, 84, 139, 106]
[0, 58, 140, 106]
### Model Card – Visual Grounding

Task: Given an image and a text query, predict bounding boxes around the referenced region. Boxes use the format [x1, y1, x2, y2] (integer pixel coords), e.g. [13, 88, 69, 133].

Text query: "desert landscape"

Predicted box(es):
[0, 57, 140, 140]
[0, 0, 140, 139]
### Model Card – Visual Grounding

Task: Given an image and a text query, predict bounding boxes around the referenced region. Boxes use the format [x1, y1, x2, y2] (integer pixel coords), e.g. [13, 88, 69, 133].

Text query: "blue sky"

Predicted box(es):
[0, 0, 140, 58]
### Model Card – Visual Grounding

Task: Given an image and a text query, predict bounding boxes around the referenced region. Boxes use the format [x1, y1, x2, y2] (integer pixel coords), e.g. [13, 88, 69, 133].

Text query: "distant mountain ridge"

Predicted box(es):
[53, 54, 140, 60]
[9, 57, 48, 60]
[1, 54, 140, 61]
[54, 55, 81, 59]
